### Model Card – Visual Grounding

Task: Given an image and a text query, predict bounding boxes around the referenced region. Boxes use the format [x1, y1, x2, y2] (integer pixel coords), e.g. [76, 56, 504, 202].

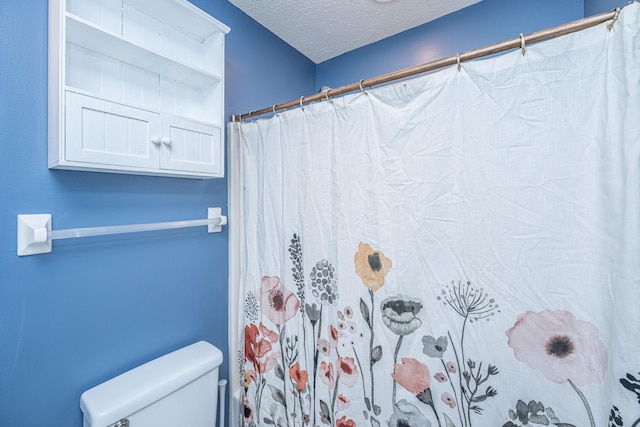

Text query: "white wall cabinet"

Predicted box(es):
[49, 0, 229, 178]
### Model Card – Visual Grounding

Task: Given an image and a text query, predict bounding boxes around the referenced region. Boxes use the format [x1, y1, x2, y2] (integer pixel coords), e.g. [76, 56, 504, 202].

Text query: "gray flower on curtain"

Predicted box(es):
[305, 302, 321, 326]
[438, 280, 499, 323]
[310, 259, 338, 305]
[388, 399, 432, 427]
[503, 399, 567, 427]
[244, 291, 259, 324]
[289, 234, 306, 307]
[422, 335, 448, 358]
[381, 295, 423, 336]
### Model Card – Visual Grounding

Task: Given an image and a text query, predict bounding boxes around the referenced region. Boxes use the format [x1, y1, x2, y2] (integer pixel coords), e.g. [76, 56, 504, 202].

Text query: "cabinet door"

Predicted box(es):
[160, 115, 222, 176]
[66, 92, 161, 169]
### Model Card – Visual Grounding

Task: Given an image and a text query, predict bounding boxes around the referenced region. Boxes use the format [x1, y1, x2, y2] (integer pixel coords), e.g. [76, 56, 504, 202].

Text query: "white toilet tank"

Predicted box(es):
[80, 341, 224, 427]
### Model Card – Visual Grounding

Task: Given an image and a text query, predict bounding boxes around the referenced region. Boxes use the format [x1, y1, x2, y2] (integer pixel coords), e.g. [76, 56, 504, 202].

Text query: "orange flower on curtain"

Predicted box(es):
[289, 362, 309, 392]
[354, 242, 392, 292]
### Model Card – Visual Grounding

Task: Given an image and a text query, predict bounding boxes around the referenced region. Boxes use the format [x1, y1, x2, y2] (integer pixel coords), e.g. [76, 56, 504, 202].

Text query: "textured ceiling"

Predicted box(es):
[229, 0, 482, 63]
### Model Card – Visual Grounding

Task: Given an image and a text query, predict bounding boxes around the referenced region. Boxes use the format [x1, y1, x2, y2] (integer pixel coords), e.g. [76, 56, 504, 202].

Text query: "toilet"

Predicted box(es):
[80, 341, 224, 427]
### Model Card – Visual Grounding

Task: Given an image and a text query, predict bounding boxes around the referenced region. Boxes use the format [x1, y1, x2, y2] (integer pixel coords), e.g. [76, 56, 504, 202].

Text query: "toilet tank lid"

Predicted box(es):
[80, 341, 223, 427]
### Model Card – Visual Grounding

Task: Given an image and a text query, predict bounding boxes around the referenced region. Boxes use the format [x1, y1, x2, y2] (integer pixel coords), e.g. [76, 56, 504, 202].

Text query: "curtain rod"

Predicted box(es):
[232, 8, 620, 123]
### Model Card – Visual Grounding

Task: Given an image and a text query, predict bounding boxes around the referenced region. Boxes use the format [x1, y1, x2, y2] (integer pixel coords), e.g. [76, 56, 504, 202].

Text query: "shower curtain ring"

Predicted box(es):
[520, 33, 526, 56]
[272, 105, 278, 116]
[359, 79, 367, 95]
[325, 89, 332, 103]
[456, 53, 462, 71]
[300, 96, 305, 110]
[607, 7, 621, 30]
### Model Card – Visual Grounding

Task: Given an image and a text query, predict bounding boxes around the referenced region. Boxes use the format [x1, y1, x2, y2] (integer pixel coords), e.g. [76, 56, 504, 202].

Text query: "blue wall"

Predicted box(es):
[316, 0, 584, 90]
[0, 1, 313, 426]
[0, 0, 627, 425]
[316, 0, 628, 92]
[585, 0, 626, 16]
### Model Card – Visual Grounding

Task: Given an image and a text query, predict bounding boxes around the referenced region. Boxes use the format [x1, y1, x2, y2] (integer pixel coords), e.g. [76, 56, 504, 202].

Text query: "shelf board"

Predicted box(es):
[65, 13, 222, 90]
[125, 0, 229, 42]
[64, 87, 223, 128]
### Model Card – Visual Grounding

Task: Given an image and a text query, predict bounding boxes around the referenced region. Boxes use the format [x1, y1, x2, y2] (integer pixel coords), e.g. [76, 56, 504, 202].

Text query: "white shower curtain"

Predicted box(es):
[229, 4, 640, 426]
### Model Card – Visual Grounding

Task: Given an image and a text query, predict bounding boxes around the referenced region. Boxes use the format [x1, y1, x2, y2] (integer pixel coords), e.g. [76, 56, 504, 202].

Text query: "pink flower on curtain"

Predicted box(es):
[505, 310, 608, 386]
[337, 393, 350, 411]
[392, 358, 431, 394]
[338, 356, 359, 388]
[320, 360, 335, 388]
[242, 394, 254, 424]
[259, 323, 279, 342]
[445, 361, 457, 374]
[317, 338, 331, 356]
[441, 392, 456, 408]
[433, 372, 447, 383]
[259, 276, 300, 325]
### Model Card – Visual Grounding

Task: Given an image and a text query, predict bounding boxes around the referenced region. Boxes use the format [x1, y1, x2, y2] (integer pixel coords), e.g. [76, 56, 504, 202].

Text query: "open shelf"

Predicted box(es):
[66, 14, 221, 90]
[125, 0, 228, 42]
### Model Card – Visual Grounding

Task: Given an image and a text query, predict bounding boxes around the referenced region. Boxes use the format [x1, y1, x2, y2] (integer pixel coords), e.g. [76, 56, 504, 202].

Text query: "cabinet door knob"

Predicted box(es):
[151, 137, 161, 145]
[162, 139, 173, 147]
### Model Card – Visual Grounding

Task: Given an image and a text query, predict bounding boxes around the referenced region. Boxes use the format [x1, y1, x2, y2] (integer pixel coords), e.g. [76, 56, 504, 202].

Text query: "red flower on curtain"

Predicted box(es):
[329, 324, 339, 346]
[289, 362, 309, 392]
[244, 322, 279, 374]
[336, 416, 356, 427]
[338, 356, 359, 388]
[259, 276, 300, 325]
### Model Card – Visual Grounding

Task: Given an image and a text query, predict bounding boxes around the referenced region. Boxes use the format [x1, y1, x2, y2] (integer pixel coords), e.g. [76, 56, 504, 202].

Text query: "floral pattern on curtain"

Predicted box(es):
[243, 239, 618, 427]
[231, 4, 640, 427]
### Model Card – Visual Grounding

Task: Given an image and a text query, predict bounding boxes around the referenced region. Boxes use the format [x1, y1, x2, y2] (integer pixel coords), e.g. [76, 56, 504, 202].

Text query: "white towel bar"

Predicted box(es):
[17, 207, 227, 256]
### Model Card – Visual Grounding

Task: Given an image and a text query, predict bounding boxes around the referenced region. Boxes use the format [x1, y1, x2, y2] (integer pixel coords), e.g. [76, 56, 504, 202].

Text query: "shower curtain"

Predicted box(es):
[229, 4, 640, 426]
